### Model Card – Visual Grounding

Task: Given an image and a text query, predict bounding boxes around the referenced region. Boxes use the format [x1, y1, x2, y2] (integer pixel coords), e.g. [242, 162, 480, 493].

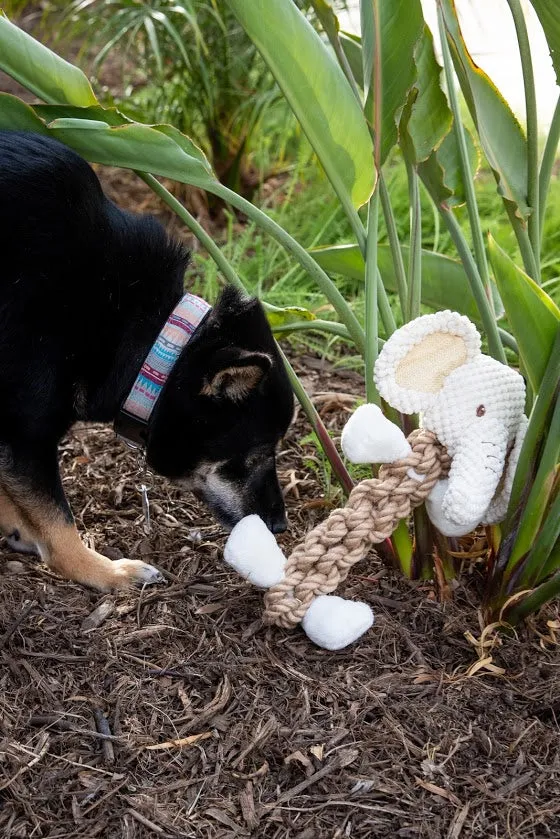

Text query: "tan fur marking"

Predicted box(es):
[201, 364, 265, 401]
[0, 480, 152, 590]
[395, 333, 467, 393]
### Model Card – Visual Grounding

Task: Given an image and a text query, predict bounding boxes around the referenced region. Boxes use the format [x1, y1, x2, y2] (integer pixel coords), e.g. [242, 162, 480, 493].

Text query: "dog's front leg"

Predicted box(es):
[0, 443, 164, 591]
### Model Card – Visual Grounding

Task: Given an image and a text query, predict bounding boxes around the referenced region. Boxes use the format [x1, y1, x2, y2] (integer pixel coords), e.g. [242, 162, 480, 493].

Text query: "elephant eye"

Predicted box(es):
[476, 404, 486, 417]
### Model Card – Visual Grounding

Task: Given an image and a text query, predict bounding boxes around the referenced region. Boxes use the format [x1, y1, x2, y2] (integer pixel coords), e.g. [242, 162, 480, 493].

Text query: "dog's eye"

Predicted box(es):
[476, 404, 486, 417]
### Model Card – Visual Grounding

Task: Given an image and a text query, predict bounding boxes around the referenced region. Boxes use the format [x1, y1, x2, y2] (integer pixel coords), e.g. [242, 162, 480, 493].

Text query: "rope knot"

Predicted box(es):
[262, 428, 449, 629]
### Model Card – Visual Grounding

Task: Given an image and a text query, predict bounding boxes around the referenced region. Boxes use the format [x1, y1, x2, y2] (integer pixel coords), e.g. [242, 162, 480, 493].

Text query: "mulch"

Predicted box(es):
[1, 358, 560, 839]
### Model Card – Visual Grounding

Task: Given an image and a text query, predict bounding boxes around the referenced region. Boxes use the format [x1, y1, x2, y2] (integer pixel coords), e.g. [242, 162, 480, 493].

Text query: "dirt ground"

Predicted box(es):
[1, 356, 560, 839]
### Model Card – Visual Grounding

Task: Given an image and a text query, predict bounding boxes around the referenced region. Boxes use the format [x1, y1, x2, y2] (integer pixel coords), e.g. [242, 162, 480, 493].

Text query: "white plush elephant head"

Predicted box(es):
[373, 311, 527, 536]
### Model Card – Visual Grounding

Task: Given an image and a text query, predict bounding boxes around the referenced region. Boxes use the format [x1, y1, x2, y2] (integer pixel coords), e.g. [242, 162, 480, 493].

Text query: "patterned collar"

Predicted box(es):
[115, 292, 211, 448]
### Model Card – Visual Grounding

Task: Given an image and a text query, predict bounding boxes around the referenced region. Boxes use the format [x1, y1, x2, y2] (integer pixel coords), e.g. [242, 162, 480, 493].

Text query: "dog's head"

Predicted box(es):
[147, 287, 294, 532]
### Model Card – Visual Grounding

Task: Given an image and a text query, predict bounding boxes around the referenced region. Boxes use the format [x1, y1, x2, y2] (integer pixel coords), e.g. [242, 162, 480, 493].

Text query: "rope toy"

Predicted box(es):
[224, 311, 528, 650]
[262, 429, 449, 629]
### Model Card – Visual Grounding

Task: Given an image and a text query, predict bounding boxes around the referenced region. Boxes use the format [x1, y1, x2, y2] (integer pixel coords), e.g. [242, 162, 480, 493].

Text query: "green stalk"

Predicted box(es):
[441, 207, 507, 363]
[539, 93, 560, 241]
[504, 200, 540, 282]
[279, 348, 355, 496]
[506, 0, 540, 276]
[138, 172, 246, 291]
[521, 491, 560, 588]
[405, 160, 422, 321]
[500, 560, 560, 625]
[364, 186, 380, 403]
[379, 171, 408, 316]
[506, 391, 560, 570]
[377, 268, 397, 335]
[211, 182, 366, 354]
[505, 328, 560, 526]
[437, 6, 496, 311]
[271, 320, 353, 340]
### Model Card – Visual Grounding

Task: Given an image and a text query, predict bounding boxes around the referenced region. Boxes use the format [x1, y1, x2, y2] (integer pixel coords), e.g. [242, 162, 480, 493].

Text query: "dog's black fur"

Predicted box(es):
[0, 130, 293, 589]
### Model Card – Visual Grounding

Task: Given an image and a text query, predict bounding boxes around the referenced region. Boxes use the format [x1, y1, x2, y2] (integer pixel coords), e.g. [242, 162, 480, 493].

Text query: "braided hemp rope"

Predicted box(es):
[263, 429, 450, 629]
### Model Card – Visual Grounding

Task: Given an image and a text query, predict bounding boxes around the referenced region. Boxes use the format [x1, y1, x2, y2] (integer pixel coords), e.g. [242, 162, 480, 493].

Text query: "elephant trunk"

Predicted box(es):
[427, 418, 509, 536]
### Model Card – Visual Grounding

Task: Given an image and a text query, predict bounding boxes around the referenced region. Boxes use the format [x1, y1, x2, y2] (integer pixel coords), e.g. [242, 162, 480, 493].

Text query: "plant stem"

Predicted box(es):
[438, 6, 495, 311]
[506, 0, 540, 277]
[405, 160, 422, 321]
[500, 561, 560, 625]
[377, 268, 397, 335]
[137, 172, 246, 290]
[441, 207, 507, 363]
[506, 389, 560, 571]
[506, 328, 560, 527]
[271, 319, 353, 340]
[504, 199, 540, 281]
[279, 347, 355, 496]
[379, 171, 408, 316]
[364, 186, 380, 403]
[211, 182, 366, 354]
[539, 92, 560, 242]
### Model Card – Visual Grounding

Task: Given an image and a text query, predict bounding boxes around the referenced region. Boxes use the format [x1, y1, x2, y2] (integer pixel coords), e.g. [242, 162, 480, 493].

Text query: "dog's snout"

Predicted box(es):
[266, 512, 288, 534]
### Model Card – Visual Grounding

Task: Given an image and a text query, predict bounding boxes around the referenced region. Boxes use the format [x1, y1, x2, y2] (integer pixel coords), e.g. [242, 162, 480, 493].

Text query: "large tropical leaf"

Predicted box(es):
[488, 236, 560, 391]
[528, 0, 560, 85]
[418, 124, 479, 207]
[225, 0, 374, 208]
[0, 12, 97, 107]
[360, 0, 424, 165]
[438, 0, 529, 220]
[340, 31, 364, 89]
[0, 95, 217, 189]
[400, 25, 452, 164]
[310, 242, 493, 324]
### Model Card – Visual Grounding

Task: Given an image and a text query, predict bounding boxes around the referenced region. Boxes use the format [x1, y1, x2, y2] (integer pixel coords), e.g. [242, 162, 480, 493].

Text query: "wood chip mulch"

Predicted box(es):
[1, 359, 560, 839]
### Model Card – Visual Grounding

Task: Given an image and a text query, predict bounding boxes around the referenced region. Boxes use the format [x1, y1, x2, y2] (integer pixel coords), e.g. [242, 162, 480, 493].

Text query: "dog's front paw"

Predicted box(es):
[108, 558, 166, 588]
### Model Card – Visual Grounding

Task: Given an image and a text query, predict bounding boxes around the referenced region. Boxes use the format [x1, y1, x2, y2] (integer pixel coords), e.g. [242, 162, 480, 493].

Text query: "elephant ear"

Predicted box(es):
[374, 311, 481, 414]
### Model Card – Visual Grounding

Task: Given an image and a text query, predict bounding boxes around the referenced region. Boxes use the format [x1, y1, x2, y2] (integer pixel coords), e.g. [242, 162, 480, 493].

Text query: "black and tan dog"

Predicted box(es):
[0, 130, 293, 591]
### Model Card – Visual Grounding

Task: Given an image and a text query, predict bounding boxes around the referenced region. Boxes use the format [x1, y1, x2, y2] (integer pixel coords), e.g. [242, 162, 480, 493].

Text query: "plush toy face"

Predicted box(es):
[374, 311, 527, 533]
[422, 356, 526, 457]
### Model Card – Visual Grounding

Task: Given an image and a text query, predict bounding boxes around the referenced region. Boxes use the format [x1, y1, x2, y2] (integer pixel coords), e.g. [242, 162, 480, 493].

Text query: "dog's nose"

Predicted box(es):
[266, 513, 288, 534]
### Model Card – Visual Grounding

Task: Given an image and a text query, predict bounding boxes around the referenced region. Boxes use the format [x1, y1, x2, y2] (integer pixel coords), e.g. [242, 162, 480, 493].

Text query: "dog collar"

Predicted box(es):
[115, 292, 212, 448]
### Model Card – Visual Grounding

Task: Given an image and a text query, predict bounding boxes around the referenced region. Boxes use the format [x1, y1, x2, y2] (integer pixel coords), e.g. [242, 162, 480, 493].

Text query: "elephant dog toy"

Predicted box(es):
[224, 311, 528, 649]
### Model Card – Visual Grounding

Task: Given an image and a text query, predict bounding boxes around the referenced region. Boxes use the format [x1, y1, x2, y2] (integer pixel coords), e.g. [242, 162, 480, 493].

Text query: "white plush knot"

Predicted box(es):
[341, 403, 411, 464]
[224, 515, 286, 588]
[301, 595, 374, 650]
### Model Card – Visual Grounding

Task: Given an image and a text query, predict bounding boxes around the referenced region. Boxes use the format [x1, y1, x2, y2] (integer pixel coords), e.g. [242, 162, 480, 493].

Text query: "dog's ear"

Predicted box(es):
[201, 351, 273, 402]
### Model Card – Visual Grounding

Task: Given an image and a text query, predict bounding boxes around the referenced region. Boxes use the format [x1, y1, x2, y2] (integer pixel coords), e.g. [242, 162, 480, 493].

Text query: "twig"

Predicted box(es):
[0, 599, 37, 649]
[261, 748, 358, 812]
[93, 708, 115, 764]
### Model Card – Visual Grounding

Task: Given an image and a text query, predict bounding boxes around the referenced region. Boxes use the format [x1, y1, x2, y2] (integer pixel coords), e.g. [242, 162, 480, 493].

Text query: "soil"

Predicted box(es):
[2, 27, 560, 839]
[1, 356, 560, 839]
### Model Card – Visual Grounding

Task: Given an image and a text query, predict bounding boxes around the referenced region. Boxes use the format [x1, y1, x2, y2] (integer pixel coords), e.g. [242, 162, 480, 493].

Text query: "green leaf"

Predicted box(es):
[361, 0, 424, 165]
[528, 0, 560, 85]
[400, 25, 452, 164]
[309, 242, 493, 323]
[488, 235, 560, 391]
[340, 31, 363, 89]
[418, 123, 479, 207]
[225, 0, 374, 208]
[0, 13, 97, 107]
[265, 303, 317, 329]
[0, 97, 216, 189]
[438, 0, 529, 220]
[0, 92, 49, 133]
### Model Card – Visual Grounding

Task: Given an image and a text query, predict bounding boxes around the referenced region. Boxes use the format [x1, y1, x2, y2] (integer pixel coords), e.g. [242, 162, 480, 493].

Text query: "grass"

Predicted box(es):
[188, 141, 560, 368]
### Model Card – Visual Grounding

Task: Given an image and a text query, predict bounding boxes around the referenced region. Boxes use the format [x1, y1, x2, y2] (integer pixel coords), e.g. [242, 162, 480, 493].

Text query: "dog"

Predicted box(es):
[0, 130, 294, 591]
